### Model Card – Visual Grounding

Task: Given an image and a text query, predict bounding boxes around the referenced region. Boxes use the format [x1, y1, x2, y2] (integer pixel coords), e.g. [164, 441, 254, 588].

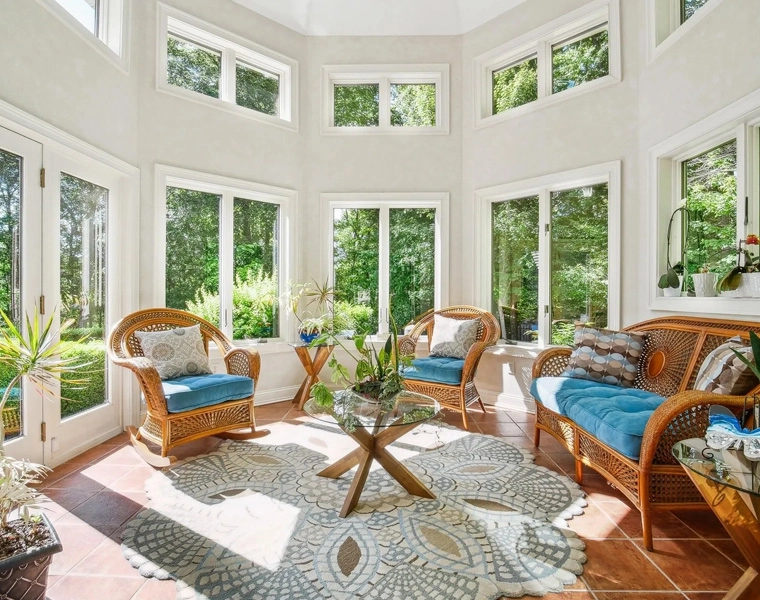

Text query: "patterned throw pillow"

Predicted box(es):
[562, 325, 647, 389]
[429, 315, 479, 360]
[694, 337, 757, 395]
[135, 325, 212, 380]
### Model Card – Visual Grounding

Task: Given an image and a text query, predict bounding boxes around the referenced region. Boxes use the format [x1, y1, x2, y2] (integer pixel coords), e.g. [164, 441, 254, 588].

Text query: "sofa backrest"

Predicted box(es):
[624, 316, 760, 397]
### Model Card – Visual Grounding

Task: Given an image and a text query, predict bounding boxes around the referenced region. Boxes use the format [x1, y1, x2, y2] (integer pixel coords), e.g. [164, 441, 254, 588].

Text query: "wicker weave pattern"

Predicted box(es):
[107, 308, 264, 462]
[401, 306, 499, 430]
[531, 315, 760, 551]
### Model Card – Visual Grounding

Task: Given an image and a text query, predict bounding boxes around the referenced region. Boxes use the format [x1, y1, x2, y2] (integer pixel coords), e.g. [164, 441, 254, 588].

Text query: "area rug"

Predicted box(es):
[121, 424, 587, 599]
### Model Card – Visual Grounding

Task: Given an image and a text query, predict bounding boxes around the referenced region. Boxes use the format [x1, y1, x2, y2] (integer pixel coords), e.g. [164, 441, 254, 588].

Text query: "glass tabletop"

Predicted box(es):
[673, 438, 760, 497]
[303, 389, 440, 429]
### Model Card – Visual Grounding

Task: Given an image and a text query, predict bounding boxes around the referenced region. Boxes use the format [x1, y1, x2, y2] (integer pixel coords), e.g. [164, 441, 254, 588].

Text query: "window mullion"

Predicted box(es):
[737, 123, 748, 240]
[538, 189, 551, 346]
[537, 40, 552, 99]
[222, 48, 236, 104]
[378, 205, 390, 335]
[379, 78, 390, 129]
[220, 191, 235, 337]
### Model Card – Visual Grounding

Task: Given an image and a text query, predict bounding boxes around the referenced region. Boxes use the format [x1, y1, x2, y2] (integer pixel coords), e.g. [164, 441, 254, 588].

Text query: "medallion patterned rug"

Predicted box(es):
[121, 423, 587, 599]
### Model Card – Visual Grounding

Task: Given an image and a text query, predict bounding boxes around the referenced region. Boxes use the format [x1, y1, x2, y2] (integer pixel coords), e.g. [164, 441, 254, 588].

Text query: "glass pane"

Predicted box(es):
[167, 35, 222, 99]
[59, 173, 108, 419]
[492, 197, 539, 343]
[683, 0, 711, 22]
[334, 84, 380, 127]
[492, 57, 538, 114]
[683, 139, 737, 287]
[0, 149, 22, 439]
[54, 0, 98, 34]
[389, 208, 435, 329]
[236, 62, 279, 116]
[390, 84, 436, 127]
[552, 28, 609, 94]
[551, 184, 608, 345]
[333, 209, 379, 335]
[166, 187, 220, 327]
[232, 198, 279, 340]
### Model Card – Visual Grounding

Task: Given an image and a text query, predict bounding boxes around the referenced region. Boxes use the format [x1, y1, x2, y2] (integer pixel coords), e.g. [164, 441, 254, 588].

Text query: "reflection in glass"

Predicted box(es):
[54, 0, 98, 34]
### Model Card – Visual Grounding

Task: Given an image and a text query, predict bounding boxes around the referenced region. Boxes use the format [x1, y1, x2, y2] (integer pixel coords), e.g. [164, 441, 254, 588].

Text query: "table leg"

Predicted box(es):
[723, 567, 759, 600]
[292, 345, 334, 410]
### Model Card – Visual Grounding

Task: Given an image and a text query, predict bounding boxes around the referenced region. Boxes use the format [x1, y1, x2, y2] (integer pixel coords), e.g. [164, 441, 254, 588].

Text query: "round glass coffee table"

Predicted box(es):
[673, 438, 760, 599]
[303, 389, 440, 518]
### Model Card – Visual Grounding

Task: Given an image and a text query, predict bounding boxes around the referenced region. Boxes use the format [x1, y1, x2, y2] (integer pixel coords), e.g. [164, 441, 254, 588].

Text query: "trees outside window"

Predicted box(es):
[682, 0, 711, 22]
[167, 36, 222, 99]
[236, 62, 279, 116]
[334, 85, 380, 127]
[492, 57, 538, 115]
[390, 84, 436, 127]
[552, 28, 609, 94]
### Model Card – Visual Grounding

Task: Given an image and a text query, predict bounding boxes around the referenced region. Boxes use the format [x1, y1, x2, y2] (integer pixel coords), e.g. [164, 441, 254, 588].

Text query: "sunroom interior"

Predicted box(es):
[1, 0, 759, 598]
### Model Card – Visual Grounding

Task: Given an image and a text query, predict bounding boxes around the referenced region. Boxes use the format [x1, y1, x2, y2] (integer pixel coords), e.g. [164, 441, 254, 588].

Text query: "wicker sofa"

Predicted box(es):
[531, 316, 760, 551]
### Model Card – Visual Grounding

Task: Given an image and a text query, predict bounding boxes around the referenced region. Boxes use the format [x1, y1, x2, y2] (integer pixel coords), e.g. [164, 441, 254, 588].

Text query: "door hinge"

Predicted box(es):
[39, 295, 45, 315]
[41, 421, 47, 443]
[544, 305, 549, 315]
[40, 168, 45, 188]
[545, 223, 550, 234]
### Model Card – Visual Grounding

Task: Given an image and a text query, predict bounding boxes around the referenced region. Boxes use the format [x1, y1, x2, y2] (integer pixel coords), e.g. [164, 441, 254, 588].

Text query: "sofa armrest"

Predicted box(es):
[638, 390, 749, 469]
[110, 356, 168, 416]
[531, 347, 571, 379]
[225, 347, 261, 383]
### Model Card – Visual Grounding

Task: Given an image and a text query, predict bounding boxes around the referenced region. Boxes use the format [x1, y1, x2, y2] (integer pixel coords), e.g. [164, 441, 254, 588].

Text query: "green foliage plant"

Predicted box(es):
[0, 455, 50, 529]
[730, 330, 760, 382]
[287, 279, 335, 334]
[0, 308, 90, 449]
[658, 205, 691, 290]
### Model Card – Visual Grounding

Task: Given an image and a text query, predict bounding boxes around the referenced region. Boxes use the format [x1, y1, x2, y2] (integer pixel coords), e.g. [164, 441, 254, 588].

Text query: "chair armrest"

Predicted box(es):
[531, 348, 571, 379]
[397, 335, 417, 356]
[638, 390, 749, 469]
[110, 356, 168, 416]
[225, 347, 261, 383]
[460, 341, 495, 385]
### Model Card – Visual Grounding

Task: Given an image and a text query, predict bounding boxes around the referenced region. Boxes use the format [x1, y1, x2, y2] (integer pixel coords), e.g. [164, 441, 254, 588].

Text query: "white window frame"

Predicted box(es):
[157, 3, 298, 131]
[646, 0, 726, 63]
[154, 165, 296, 342]
[475, 161, 621, 348]
[474, 0, 620, 130]
[322, 65, 450, 135]
[36, 0, 130, 73]
[321, 193, 449, 335]
[649, 88, 760, 315]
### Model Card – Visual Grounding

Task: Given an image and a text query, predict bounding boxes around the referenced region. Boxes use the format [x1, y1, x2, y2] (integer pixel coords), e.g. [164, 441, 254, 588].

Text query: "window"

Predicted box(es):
[682, 0, 711, 22]
[478, 162, 620, 346]
[39, 0, 129, 70]
[649, 87, 760, 313]
[157, 166, 295, 341]
[648, 0, 724, 61]
[324, 194, 448, 334]
[322, 65, 449, 134]
[476, 0, 620, 125]
[158, 5, 298, 130]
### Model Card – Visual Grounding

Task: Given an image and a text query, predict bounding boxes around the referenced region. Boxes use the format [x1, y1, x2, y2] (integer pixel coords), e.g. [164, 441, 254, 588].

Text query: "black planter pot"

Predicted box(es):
[0, 514, 62, 600]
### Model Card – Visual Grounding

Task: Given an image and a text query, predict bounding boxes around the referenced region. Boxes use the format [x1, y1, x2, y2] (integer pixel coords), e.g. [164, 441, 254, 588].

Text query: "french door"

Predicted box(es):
[0, 126, 124, 465]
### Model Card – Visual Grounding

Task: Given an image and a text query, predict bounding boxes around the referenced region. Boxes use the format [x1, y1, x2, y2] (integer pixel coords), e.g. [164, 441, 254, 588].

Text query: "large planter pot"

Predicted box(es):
[0, 514, 62, 600]
[692, 272, 717, 297]
[739, 272, 760, 298]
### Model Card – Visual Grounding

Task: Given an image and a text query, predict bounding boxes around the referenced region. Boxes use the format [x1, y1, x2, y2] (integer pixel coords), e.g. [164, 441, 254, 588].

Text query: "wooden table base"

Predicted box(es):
[291, 345, 334, 410]
[317, 419, 435, 518]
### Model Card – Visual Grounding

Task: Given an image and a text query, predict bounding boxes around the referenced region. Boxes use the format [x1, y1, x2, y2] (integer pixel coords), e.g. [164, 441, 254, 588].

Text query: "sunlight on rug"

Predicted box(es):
[121, 422, 587, 599]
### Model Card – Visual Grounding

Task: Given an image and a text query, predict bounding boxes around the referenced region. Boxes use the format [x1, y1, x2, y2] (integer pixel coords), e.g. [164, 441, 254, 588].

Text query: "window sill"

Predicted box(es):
[486, 342, 545, 360]
[650, 295, 760, 317]
[320, 125, 449, 136]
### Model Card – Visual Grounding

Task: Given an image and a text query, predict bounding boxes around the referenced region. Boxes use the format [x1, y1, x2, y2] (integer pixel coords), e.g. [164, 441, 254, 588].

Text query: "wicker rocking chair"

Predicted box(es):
[107, 308, 269, 467]
[400, 306, 500, 430]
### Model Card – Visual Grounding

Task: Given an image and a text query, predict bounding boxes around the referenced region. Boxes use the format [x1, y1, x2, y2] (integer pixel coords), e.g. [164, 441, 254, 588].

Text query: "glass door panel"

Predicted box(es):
[59, 173, 108, 419]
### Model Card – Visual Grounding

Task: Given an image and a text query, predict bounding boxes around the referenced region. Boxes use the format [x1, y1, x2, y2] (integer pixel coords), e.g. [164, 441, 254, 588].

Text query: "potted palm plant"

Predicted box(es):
[0, 307, 89, 599]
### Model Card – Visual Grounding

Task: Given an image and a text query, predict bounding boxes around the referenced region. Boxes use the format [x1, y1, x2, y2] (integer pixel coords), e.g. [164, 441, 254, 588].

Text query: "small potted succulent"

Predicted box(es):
[0, 307, 89, 599]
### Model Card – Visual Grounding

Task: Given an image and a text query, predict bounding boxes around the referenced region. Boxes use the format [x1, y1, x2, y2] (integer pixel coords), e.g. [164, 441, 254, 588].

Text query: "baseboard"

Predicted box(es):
[50, 425, 123, 467]
[480, 389, 536, 414]
[254, 385, 300, 405]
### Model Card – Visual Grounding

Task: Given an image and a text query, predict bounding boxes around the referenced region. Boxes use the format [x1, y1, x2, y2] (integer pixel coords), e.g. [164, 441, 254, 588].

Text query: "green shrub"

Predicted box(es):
[60, 340, 106, 419]
[551, 321, 576, 347]
[334, 301, 374, 334]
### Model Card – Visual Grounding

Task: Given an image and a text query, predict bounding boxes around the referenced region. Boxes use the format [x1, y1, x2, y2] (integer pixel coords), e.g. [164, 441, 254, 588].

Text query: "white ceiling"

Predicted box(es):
[231, 0, 529, 36]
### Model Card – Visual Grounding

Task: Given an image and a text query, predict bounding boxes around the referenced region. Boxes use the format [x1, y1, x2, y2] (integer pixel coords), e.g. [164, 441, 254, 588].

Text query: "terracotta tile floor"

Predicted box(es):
[38, 402, 746, 600]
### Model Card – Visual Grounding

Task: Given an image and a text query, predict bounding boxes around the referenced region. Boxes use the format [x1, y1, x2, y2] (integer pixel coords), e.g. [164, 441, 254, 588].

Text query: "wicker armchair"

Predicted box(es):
[107, 308, 268, 467]
[532, 316, 760, 551]
[400, 306, 500, 430]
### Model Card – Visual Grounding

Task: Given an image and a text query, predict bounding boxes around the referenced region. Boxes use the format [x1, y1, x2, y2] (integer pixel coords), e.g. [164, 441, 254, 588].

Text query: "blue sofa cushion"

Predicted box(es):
[404, 356, 465, 385]
[162, 374, 253, 414]
[530, 376, 666, 461]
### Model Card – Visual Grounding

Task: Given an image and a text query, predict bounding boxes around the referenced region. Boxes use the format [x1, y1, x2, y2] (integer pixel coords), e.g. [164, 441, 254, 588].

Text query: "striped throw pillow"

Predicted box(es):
[694, 338, 757, 395]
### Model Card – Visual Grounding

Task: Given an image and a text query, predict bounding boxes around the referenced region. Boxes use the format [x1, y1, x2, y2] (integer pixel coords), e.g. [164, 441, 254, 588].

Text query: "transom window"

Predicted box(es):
[54, 0, 99, 34]
[682, 0, 711, 22]
[648, 0, 723, 60]
[324, 194, 448, 334]
[322, 66, 449, 134]
[158, 5, 297, 129]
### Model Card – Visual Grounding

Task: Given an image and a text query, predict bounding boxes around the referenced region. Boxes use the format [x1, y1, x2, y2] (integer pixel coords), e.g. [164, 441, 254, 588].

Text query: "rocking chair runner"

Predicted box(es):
[107, 308, 269, 467]
[400, 306, 500, 430]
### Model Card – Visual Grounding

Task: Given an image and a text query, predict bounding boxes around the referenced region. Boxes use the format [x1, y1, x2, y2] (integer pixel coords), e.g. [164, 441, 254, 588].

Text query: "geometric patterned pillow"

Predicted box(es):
[429, 315, 479, 360]
[134, 325, 212, 380]
[694, 338, 757, 395]
[561, 325, 647, 389]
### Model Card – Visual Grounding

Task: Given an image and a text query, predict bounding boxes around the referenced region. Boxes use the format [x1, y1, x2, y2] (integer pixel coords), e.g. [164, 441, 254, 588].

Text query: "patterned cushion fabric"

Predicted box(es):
[429, 315, 479, 360]
[561, 325, 647, 389]
[403, 356, 465, 385]
[694, 337, 757, 395]
[135, 325, 212, 380]
[162, 374, 253, 413]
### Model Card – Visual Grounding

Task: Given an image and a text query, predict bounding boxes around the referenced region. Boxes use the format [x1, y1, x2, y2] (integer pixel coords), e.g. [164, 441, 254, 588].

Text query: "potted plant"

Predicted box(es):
[287, 280, 335, 343]
[717, 235, 760, 297]
[0, 307, 89, 599]
[658, 204, 690, 297]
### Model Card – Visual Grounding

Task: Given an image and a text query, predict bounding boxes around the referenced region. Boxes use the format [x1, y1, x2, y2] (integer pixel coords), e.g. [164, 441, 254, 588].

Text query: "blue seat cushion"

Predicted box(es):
[162, 374, 253, 414]
[530, 377, 666, 461]
[404, 356, 465, 385]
